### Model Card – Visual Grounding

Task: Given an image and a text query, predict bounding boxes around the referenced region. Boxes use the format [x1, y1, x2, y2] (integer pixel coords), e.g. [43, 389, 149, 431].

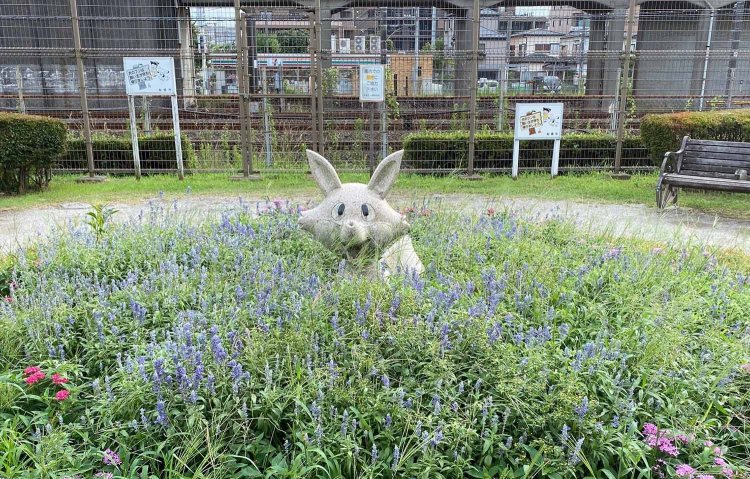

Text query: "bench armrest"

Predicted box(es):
[660, 151, 679, 175]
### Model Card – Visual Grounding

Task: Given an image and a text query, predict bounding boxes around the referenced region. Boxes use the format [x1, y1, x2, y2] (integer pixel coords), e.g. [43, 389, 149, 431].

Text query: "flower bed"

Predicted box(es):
[0, 203, 748, 478]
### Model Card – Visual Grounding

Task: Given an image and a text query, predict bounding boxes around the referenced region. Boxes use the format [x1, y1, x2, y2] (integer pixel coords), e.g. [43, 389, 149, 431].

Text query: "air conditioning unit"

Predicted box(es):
[339, 38, 351, 54]
[354, 36, 366, 53]
[369, 35, 381, 53]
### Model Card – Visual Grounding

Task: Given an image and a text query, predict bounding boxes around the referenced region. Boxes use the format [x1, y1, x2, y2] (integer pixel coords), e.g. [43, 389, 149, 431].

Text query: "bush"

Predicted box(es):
[640, 109, 750, 164]
[61, 132, 196, 172]
[402, 131, 650, 171]
[0, 112, 67, 193]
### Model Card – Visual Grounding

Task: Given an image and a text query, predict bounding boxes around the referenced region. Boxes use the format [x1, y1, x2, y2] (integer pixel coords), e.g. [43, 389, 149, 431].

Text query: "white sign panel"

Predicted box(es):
[514, 103, 563, 140]
[512, 103, 564, 178]
[123, 57, 176, 96]
[359, 64, 384, 102]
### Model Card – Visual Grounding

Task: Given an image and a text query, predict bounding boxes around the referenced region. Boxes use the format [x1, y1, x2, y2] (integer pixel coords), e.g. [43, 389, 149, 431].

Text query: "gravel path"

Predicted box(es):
[0, 193, 748, 254]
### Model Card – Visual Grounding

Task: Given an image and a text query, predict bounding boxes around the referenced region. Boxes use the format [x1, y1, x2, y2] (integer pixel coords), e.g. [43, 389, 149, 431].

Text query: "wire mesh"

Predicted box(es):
[1, 0, 749, 175]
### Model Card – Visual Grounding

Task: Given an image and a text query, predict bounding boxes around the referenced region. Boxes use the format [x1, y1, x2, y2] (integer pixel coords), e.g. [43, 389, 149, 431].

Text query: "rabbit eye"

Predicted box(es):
[331, 203, 345, 219]
[361, 203, 374, 221]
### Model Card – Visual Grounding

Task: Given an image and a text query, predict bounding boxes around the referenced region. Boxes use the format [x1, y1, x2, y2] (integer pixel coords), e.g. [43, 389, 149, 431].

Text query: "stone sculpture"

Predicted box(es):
[298, 149, 424, 278]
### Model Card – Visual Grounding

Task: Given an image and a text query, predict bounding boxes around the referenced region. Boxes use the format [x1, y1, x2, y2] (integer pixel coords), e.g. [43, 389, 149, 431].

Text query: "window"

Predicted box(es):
[417, 67, 422, 77]
[479, 43, 486, 52]
[535, 43, 551, 52]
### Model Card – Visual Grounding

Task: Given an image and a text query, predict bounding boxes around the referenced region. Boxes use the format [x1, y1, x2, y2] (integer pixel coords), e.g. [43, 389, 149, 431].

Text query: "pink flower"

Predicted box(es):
[51, 373, 69, 385]
[675, 464, 696, 477]
[487, 208, 495, 217]
[722, 467, 733, 478]
[23, 366, 42, 376]
[697, 475, 716, 479]
[651, 247, 664, 255]
[713, 447, 722, 456]
[657, 436, 679, 457]
[715, 457, 727, 467]
[704, 440, 715, 447]
[102, 448, 122, 466]
[3, 295, 12, 303]
[25, 372, 46, 385]
[643, 423, 659, 435]
[55, 390, 70, 401]
[675, 434, 692, 444]
[741, 363, 750, 373]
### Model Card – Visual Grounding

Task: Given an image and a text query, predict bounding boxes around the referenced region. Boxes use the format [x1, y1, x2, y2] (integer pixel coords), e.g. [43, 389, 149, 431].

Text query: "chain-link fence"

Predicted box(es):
[1, 0, 749, 176]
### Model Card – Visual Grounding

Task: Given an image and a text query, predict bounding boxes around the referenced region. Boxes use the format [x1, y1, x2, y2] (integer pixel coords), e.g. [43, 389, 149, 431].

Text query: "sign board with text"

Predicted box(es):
[514, 103, 563, 140]
[122, 57, 183, 180]
[123, 57, 176, 96]
[359, 64, 384, 102]
[513, 103, 564, 178]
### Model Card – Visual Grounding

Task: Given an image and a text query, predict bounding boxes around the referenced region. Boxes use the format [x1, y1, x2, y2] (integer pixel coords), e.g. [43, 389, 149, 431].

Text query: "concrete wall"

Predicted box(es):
[0, 0, 184, 112]
[634, 2, 750, 112]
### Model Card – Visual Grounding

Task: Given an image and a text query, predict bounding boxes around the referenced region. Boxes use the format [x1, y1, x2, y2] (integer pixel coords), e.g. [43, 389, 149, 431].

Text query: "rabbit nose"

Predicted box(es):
[347, 220, 355, 228]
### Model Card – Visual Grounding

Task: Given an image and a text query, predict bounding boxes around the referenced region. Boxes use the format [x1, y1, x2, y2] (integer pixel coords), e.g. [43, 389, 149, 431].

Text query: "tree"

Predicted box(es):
[276, 29, 309, 53]
[256, 33, 281, 54]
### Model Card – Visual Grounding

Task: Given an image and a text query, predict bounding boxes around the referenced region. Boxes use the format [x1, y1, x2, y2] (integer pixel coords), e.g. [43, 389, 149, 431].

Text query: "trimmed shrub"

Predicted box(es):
[403, 131, 650, 171]
[0, 112, 67, 193]
[61, 132, 196, 172]
[640, 110, 750, 164]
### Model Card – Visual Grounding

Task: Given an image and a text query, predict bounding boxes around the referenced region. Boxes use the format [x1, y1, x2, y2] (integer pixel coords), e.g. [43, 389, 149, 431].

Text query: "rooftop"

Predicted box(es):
[511, 28, 564, 38]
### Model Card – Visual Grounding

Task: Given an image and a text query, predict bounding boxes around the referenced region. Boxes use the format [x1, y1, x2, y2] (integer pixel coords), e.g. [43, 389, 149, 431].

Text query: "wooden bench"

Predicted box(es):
[656, 136, 750, 208]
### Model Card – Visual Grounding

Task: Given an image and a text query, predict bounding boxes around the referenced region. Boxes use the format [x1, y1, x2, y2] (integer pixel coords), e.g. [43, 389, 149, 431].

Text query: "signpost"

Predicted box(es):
[359, 64, 385, 175]
[123, 57, 183, 180]
[512, 103, 563, 178]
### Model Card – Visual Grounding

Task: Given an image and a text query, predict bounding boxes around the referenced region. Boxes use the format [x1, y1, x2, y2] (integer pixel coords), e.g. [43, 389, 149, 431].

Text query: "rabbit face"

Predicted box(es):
[299, 150, 410, 260]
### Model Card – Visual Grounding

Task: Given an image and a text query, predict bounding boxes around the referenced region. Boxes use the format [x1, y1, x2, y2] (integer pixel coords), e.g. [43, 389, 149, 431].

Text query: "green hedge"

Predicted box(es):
[0, 112, 67, 193]
[61, 133, 196, 172]
[402, 132, 650, 171]
[640, 110, 750, 165]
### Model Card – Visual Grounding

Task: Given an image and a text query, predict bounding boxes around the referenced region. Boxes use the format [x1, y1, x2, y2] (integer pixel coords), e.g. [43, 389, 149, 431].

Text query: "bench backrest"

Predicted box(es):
[680, 138, 750, 179]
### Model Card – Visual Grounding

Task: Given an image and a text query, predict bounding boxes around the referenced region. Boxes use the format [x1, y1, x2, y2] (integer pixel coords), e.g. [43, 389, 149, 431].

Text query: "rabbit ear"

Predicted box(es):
[368, 150, 403, 198]
[306, 150, 342, 194]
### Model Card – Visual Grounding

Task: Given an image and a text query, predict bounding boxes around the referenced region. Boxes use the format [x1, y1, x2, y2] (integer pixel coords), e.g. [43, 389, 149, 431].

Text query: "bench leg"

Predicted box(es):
[656, 177, 678, 209]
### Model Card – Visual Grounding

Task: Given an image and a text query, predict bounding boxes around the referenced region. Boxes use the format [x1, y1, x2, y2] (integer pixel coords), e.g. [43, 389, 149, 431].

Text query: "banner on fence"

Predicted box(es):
[513, 103, 564, 178]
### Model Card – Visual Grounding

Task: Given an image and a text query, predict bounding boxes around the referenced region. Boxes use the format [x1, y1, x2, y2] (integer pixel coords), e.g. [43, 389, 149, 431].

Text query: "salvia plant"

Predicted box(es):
[0, 199, 748, 479]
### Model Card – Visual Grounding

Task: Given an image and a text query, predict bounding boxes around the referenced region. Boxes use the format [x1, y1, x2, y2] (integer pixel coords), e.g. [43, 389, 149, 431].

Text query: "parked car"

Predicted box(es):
[533, 75, 562, 93]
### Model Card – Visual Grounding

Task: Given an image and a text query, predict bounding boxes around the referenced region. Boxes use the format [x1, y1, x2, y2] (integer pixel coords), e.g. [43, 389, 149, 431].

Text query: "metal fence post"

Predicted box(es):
[308, 10, 319, 153]
[465, 0, 481, 179]
[725, 0, 745, 108]
[69, 0, 102, 182]
[232, 0, 259, 180]
[15, 66, 25, 114]
[613, 0, 636, 179]
[315, 0, 325, 155]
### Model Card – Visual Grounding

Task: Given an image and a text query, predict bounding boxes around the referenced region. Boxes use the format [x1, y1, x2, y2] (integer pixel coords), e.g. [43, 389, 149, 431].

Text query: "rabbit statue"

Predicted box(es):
[298, 149, 424, 278]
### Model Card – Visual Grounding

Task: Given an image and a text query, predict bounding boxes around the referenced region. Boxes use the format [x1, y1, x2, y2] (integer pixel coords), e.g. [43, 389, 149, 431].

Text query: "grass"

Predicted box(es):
[0, 205, 748, 478]
[1, 172, 749, 220]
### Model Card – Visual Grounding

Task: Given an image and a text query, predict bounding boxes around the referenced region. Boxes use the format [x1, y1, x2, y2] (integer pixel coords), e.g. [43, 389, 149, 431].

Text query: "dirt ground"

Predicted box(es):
[0, 193, 748, 254]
